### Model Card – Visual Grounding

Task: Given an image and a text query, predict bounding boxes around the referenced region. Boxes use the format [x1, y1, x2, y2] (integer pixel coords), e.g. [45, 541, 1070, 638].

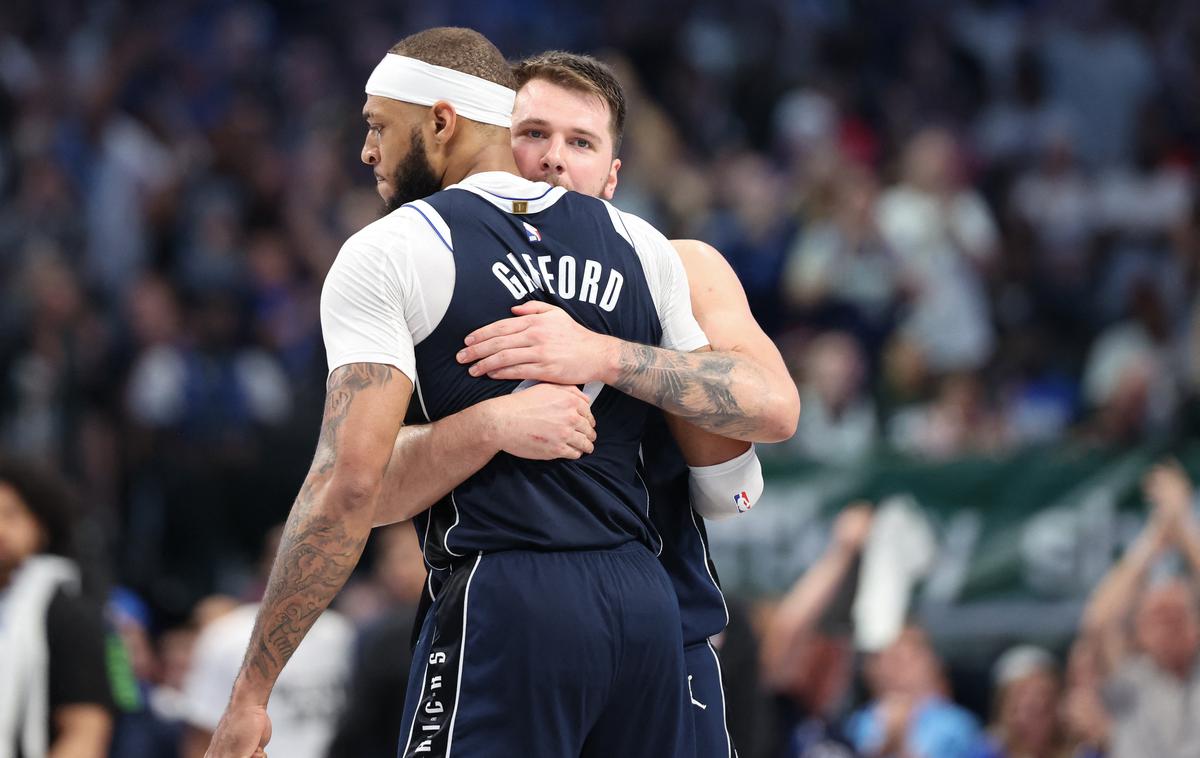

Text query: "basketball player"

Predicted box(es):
[372, 52, 797, 758]
[206, 28, 789, 758]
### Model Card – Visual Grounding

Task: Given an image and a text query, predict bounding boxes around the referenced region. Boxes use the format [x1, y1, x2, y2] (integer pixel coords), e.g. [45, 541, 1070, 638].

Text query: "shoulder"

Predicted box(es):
[46, 587, 102, 633]
[602, 204, 670, 248]
[331, 204, 447, 273]
[669, 239, 739, 284]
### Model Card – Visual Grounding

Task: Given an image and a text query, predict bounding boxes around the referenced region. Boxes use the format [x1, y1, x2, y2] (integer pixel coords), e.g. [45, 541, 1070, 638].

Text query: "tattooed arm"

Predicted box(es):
[456, 298, 796, 442]
[205, 362, 410, 758]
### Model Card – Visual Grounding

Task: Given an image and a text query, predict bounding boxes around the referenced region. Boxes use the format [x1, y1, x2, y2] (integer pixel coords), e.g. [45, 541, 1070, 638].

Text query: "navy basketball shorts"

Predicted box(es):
[398, 542, 695, 757]
[684, 640, 735, 758]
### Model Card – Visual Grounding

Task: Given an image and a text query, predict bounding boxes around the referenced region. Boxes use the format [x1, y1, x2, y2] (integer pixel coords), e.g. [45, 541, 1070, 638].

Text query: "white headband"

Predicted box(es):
[365, 54, 515, 128]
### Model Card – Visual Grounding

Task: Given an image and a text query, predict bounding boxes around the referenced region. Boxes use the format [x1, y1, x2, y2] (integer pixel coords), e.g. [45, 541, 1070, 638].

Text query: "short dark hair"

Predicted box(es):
[0, 457, 77, 558]
[389, 27, 516, 90]
[514, 51, 627, 156]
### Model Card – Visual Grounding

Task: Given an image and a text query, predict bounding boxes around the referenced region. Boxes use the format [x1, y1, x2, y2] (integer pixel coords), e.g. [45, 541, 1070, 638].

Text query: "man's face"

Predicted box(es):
[1136, 582, 1200, 673]
[0, 483, 44, 582]
[361, 95, 442, 214]
[512, 79, 620, 200]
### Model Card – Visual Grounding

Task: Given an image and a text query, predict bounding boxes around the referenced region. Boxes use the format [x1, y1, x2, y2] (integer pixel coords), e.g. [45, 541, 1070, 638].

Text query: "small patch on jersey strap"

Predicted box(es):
[512, 200, 529, 214]
[734, 490, 752, 513]
[522, 221, 542, 242]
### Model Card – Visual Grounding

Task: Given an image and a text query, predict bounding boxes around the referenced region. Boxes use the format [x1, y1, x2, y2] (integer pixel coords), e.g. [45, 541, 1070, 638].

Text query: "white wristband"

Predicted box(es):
[687, 445, 763, 521]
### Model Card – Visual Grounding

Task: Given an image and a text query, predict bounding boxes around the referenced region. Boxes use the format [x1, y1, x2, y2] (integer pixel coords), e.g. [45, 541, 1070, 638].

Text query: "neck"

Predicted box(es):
[442, 140, 520, 187]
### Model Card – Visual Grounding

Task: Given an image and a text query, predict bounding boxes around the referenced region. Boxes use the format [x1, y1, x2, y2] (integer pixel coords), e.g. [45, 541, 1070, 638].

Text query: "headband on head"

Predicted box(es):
[365, 54, 515, 128]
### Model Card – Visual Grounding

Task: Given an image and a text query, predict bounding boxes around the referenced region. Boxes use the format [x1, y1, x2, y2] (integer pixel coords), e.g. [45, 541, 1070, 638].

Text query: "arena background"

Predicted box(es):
[3, 0, 1200, 756]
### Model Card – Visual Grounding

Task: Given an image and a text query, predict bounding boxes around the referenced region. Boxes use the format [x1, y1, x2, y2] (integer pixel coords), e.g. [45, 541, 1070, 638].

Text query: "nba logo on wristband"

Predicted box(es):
[734, 491, 752, 513]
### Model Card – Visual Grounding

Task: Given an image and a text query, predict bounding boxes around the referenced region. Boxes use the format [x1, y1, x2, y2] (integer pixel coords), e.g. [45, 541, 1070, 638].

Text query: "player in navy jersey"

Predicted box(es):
[205, 28, 795, 758]
[372, 52, 799, 758]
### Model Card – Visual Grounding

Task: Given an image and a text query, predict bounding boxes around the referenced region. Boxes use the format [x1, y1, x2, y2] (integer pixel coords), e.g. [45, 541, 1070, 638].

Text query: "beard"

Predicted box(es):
[381, 128, 443, 214]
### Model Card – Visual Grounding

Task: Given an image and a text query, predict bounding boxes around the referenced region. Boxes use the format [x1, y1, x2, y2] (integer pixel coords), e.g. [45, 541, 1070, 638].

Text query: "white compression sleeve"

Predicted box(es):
[688, 445, 763, 521]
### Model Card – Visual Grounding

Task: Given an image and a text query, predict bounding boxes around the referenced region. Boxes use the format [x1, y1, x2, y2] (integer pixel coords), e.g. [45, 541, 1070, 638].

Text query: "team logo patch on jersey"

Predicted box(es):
[523, 221, 542, 242]
[734, 490, 752, 513]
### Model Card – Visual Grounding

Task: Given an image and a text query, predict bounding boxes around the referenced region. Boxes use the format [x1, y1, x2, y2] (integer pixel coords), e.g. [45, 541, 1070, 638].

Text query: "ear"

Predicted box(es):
[602, 158, 621, 201]
[430, 101, 458, 147]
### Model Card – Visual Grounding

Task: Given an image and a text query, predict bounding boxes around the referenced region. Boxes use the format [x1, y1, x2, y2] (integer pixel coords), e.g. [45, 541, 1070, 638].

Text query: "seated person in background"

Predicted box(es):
[845, 624, 985, 758]
[980, 645, 1071, 758]
[1080, 459, 1200, 758]
[0, 458, 113, 758]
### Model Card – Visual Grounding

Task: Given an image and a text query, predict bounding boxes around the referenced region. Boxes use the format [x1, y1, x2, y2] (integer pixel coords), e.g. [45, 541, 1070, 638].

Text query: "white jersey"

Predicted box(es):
[183, 605, 353, 758]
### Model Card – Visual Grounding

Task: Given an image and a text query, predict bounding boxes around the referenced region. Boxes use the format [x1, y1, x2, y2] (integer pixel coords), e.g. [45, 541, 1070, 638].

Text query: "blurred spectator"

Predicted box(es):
[846, 624, 986, 758]
[702, 152, 799, 334]
[1081, 281, 1180, 444]
[0, 457, 113, 757]
[789, 333, 878, 464]
[972, 48, 1076, 168]
[1007, 133, 1093, 321]
[1038, 4, 1154, 168]
[762, 504, 872, 757]
[1060, 636, 1110, 758]
[783, 162, 906, 353]
[1080, 460, 1200, 758]
[107, 587, 193, 758]
[179, 525, 353, 758]
[328, 525, 426, 758]
[877, 128, 999, 374]
[889, 373, 1011, 459]
[980, 645, 1071, 758]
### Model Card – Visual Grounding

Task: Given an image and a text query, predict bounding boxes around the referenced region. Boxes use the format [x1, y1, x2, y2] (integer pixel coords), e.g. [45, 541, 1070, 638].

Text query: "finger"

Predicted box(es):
[512, 300, 556, 316]
[558, 444, 583, 460]
[485, 363, 548, 381]
[469, 348, 542, 376]
[464, 316, 533, 346]
[575, 417, 598, 442]
[457, 333, 533, 364]
[569, 430, 595, 455]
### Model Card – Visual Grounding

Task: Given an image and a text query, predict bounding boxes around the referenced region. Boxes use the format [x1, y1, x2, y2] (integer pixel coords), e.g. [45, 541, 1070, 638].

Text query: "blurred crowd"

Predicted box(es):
[8, 443, 1200, 757]
[4, 0, 1200, 756]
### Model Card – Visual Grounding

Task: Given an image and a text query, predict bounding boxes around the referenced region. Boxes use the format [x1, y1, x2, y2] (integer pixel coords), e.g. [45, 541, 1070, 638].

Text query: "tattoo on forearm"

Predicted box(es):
[240, 363, 391, 687]
[612, 344, 762, 436]
[313, 363, 393, 475]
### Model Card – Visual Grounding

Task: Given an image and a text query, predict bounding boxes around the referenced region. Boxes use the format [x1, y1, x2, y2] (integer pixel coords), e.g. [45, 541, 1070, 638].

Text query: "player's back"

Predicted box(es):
[329, 171, 707, 566]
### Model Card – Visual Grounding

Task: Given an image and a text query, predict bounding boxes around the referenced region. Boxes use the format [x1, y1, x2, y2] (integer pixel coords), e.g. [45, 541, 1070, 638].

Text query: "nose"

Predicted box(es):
[541, 137, 565, 174]
[362, 132, 379, 166]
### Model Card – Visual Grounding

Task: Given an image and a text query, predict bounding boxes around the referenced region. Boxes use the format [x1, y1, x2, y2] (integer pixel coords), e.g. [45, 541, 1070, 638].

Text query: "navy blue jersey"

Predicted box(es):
[410, 186, 664, 567]
[641, 410, 730, 646]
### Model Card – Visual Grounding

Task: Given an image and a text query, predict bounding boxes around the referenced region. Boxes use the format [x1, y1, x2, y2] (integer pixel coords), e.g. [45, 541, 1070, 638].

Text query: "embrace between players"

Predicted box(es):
[205, 26, 800, 758]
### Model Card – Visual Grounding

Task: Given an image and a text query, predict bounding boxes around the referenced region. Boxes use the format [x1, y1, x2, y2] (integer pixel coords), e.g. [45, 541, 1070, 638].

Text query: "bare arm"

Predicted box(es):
[373, 384, 596, 527]
[760, 505, 872, 689]
[457, 291, 798, 444]
[1144, 460, 1200, 577]
[663, 239, 799, 465]
[206, 362, 410, 757]
[1081, 504, 1166, 674]
[47, 705, 112, 758]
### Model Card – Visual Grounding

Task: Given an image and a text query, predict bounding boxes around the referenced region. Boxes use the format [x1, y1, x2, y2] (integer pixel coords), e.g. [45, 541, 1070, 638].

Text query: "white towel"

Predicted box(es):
[0, 555, 81, 758]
